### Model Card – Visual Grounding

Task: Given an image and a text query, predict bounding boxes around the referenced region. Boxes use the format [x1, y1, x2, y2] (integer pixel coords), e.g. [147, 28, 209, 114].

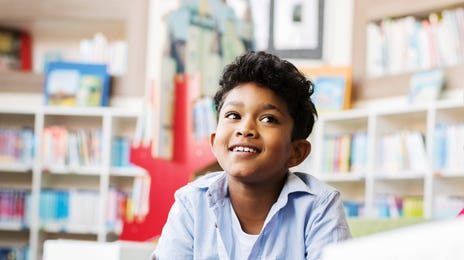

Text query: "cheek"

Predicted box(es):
[266, 137, 292, 158]
[211, 129, 228, 152]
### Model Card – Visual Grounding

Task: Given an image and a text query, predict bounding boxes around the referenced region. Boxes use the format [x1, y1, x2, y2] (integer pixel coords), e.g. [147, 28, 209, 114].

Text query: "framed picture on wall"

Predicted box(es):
[299, 66, 352, 113]
[249, 0, 324, 59]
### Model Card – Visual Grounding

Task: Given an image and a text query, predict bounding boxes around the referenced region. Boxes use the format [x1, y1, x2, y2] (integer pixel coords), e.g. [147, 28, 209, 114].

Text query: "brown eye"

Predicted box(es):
[225, 112, 240, 120]
[261, 115, 278, 124]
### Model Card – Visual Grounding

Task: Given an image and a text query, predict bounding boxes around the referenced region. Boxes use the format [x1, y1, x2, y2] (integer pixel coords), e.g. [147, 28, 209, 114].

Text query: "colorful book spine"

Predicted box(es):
[37, 188, 136, 234]
[42, 126, 103, 170]
[0, 27, 32, 72]
[111, 137, 133, 167]
[343, 201, 364, 217]
[0, 127, 34, 166]
[375, 194, 423, 218]
[350, 131, 368, 173]
[322, 131, 367, 174]
[434, 123, 464, 171]
[378, 130, 429, 174]
[0, 245, 30, 260]
[0, 189, 30, 228]
[366, 7, 464, 76]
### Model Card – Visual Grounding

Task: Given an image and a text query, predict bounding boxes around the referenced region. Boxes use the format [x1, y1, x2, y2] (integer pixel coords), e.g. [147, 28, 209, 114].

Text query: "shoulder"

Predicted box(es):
[290, 171, 339, 197]
[288, 171, 343, 209]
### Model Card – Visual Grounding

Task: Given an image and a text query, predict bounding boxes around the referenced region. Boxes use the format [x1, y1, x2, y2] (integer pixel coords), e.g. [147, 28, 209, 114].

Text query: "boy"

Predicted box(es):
[153, 51, 351, 259]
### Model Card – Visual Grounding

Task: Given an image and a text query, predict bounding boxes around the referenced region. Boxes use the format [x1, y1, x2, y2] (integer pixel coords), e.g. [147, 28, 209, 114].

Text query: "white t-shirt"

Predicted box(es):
[231, 204, 259, 260]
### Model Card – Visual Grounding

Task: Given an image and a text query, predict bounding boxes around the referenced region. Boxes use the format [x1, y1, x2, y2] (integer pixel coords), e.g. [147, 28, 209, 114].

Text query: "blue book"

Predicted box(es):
[120, 138, 131, 167]
[434, 124, 447, 170]
[408, 69, 444, 104]
[350, 131, 368, 172]
[111, 137, 122, 167]
[24, 192, 31, 227]
[44, 61, 110, 106]
[313, 76, 347, 113]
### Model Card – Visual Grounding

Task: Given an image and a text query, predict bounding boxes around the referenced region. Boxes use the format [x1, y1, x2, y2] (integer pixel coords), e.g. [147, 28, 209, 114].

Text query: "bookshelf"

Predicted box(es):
[0, 106, 145, 260]
[322, 0, 464, 220]
[299, 100, 464, 220]
[351, 0, 464, 101]
[0, 1, 150, 256]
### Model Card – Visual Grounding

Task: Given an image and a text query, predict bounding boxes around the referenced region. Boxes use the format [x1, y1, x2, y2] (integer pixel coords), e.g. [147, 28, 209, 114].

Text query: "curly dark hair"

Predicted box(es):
[214, 51, 318, 140]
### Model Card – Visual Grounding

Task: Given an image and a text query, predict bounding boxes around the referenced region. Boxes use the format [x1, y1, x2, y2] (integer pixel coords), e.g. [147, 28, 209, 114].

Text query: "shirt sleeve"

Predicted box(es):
[152, 191, 194, 260]
[305, 190, 352, 260]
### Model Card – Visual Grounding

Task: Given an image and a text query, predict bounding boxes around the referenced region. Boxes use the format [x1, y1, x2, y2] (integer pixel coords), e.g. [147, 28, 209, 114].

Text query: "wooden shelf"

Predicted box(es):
[0, 0, 148, 99]
[317, 173, 365, 182]
[0, 71, 130, 96]
[0, 163, 33, 173]
[360, 63, 464, 99]
[0, 71, 44, 93]
[0, 0, 129, 21]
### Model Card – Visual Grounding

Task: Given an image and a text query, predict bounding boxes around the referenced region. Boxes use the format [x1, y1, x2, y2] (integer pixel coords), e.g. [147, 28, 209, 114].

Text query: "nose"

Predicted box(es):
[237, 129, 256, 138]
[236, 118, 258, 138]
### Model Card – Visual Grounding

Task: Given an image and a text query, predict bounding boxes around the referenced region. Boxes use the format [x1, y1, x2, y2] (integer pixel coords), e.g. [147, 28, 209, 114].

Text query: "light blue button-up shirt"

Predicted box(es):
[153, 171, 351, 260]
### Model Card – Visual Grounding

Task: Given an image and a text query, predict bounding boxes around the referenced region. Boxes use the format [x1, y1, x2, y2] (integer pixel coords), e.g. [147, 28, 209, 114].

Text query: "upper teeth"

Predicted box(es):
[233, 146, 257, 153]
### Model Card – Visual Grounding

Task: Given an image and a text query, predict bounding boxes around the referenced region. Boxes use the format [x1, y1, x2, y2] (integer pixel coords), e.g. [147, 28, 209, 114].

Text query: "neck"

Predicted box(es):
[228, 174, 287, 234]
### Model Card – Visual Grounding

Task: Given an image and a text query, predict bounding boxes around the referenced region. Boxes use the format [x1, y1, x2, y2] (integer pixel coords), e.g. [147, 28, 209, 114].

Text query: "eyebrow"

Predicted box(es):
[222, 101, 285, 115]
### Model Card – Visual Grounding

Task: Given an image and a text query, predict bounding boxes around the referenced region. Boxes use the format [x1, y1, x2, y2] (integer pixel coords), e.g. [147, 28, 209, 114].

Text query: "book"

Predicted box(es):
[300, 66, 352, 113]
[350, 131, 368, 173]
[44, 62, 110, 106]
[408, 69, 444, 104]
[313, 76, 347, 113]
[404, 130, 429, 172]
[0, 27, 32, 71]
[338, 134, 352, 172]
[433, 124, 447, 170]
[366, 22, 384, 77]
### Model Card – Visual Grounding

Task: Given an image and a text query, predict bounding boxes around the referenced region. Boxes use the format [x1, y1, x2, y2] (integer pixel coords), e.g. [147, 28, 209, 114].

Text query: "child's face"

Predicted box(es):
[210, 82, 303, 184]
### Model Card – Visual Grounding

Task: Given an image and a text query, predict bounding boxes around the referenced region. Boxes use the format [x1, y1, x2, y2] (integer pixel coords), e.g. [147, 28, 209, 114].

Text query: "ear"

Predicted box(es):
[286, 139, 311, 168]
[209, 132, 217, 153]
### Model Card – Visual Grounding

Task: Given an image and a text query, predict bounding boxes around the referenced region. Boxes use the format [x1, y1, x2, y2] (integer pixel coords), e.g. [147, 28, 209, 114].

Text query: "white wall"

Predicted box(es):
[293, 0, 353, 67]
[322, 0, 353, 66]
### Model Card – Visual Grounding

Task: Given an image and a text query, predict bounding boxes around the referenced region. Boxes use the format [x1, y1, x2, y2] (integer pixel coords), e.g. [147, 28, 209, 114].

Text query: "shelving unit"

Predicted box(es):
[0, 107, 37, 260]
[323, 0, 464, 219]
[0, 0, 148, 97]
[0, 106, 145, 259]
[351, 0, 464, 101]
[0, 0, 151, 257]
[304, 100, 464, 219]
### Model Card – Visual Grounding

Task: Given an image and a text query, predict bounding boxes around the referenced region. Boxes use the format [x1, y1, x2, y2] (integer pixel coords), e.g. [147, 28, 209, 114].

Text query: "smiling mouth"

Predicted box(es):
[230, 145, 260, 153]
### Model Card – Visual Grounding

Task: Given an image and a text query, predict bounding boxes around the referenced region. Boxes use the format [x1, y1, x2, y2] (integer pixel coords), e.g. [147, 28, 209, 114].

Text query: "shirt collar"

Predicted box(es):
[269, 171, 315, 212]
[192, 171, 228, 208]
[192, 171, 315, 206]
[284, 171, 315, 196]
